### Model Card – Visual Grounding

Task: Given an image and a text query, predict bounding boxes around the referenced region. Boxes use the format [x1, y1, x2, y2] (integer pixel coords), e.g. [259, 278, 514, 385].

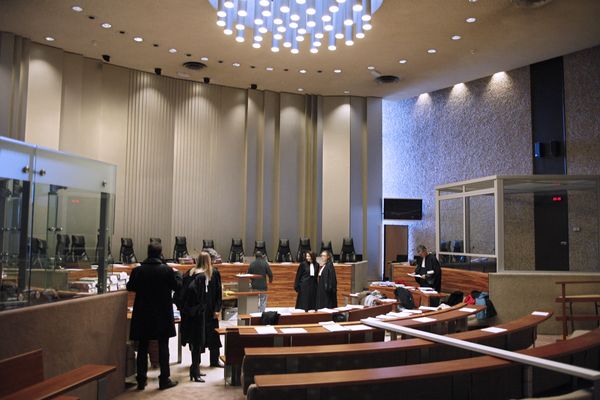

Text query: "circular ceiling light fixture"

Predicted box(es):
[101, 22, 112, 29]
[208, 0, 384, 54]
[71, 5, 83, 12]
[451, 35, 462, 40]
[398, 59, 408, 64]
[466, 17, 477, 23]
[45, 36, 55, 42]
[427, 48, 437, 54]
[133, 36, 143, 42]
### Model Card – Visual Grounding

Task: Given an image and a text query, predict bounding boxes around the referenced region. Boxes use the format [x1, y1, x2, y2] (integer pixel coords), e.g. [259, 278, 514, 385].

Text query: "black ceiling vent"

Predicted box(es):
[182, 61, 207, 70]
[511, 0, 553, 8]
[375, 75, 400, 84]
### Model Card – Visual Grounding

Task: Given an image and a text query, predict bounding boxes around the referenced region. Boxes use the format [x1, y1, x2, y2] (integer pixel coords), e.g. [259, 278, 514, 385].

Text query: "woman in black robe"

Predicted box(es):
[294, 251, 318, 311]
[202, 253, 223, 368]
[176, 254, 209, 382]
[316, 250, 337, 309]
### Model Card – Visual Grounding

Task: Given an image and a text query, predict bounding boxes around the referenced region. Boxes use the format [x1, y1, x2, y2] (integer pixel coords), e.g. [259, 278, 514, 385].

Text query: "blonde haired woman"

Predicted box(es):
[197, 251, 223, 367]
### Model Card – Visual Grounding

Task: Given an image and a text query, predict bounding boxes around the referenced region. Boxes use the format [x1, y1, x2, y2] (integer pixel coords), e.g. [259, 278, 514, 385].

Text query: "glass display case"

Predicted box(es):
[0, 137, 116, 310]
[435, 175, 600, 272]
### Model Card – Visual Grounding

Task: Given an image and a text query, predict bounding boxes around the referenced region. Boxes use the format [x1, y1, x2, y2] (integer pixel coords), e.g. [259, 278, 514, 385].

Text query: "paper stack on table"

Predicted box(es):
[279, 328, 308, 334]
[254, 326, 278, 334]
[346, 324, 373, 331]
[322, 323, 350, 332]
[412, 316, 437, 323]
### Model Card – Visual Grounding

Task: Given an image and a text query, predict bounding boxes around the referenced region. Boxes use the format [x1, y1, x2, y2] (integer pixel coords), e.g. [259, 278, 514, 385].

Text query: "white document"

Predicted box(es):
[375, 314, 396, 320]
[254, 326, 278, 334]
[335, 306, 353, 312]
[401, 309, 423, 314]
[481, 327, 507, 334]
[279, 328, 308, 334]
[379, 298, 397, 303]
[412, 317, 437, 323]
[322, 323, 350, 332]
[291, 309, 306, 313]
[319, 321, 335, 325]
[419, 288, 437, 293]
[250, 312, 262, 317]
[388, 312, 412, 318]
[531, 311, 550, 317]
[317, 308, 337, 313]
[419, 306, 438, 311]
[347, 324, 373, 331]
[459, 307, 478, 313]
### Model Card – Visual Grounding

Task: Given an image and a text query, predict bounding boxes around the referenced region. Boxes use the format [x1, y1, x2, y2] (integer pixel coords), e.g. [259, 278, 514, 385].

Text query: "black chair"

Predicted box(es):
[173, 236, 189, 260]
[320, 241, 333, 256]
[254, 240, 268, 260]
[95, 235, 114, 265]
[31, 238, 48, 268]
[202, 239, 215, 251]
[275, 239, 293, 262]
[453, 240, 466, 263]
[340, 237, 356, 263]
[120, 238, 137, 264]
[296, 237, 311, 262]
[55, 233, 70, 266]
[439, 240, 451, 263]
[229, 239, 244, 263]
[70, 235, 89, 262]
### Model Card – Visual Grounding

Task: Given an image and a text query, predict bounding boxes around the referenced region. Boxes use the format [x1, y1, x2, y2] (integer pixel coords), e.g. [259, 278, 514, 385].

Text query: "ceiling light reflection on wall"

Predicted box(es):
[208, 0, 383, 54]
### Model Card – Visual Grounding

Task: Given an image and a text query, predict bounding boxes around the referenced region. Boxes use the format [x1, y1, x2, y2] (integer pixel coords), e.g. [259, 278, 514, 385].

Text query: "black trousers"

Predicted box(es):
[137, 338, 170, 384]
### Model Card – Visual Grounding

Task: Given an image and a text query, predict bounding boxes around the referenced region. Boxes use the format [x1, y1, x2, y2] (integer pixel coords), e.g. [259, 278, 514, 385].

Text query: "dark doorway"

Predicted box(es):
[534, 193, 569, 270]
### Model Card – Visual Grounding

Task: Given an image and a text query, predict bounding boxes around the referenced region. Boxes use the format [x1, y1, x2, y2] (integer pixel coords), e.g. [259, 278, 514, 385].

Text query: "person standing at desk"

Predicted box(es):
[294, 251, 318, 311]
[316, 250, 337, 309]
[127, 243, 180, 391]
[177, 253, 209, 382]
[413, 244, 442, 292]
[247, 251, 273, 312]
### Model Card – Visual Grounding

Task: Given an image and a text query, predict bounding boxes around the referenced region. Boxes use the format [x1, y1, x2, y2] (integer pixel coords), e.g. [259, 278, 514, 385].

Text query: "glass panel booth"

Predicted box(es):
[0, 137, 116, 310]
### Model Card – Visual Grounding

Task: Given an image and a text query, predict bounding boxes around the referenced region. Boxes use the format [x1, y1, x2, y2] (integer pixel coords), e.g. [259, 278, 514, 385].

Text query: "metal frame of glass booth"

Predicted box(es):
[435, 175, 600, 272]
[0, 137, 116, 310]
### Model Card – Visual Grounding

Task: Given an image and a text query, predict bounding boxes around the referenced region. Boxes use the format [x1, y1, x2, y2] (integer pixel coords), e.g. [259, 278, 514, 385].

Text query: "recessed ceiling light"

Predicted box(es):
[398, 59, 408, 64]
[233, 62, 240, 67]
[71, 5, 83, 12]
[367, 66, 375, 70]
[299, 69, 307, 74]
[427, 48, 437, 54]
[133, 36, 143, 42]
[169, 48, 177, 53]
[200, 56, 209, 61]
[45, 36, 55, 42]
[468, 0, 478, 2]
[101, 22, 112, 29]
[451, 35, 462, 40]
[266, 66, 274, 71]
[297, 88, 304, 92]
[334, 69, 342, 74]
[466, 17, 477, 23]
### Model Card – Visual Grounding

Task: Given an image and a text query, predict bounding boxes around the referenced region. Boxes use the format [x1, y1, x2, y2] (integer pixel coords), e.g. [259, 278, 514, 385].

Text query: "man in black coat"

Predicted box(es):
[247, 251, 273, 312]
[413, 244, 442, 292]
[127, 243, 181, 390]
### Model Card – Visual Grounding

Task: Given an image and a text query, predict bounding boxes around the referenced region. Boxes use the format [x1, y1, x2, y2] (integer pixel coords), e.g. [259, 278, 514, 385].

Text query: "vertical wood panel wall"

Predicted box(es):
[5, 44, 383, 276]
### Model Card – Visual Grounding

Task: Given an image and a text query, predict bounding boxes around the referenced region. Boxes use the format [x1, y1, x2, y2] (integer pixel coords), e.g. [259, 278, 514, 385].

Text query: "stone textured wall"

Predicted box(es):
[383, 67, 533, 257]
[564, 46, 600, 271]
[384, 45, 600, 273]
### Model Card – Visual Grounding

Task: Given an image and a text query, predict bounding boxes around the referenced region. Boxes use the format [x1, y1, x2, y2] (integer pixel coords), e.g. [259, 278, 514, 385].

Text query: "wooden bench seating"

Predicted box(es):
[248, 326, 600, 400]
[224, 303, 481, 385]
[0, 349, 115, 400]
[239, 302, 397, 325]
[241, 311, 552, 393]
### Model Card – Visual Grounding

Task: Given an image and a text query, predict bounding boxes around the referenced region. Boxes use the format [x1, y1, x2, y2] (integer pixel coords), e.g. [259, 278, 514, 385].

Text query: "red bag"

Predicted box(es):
[464, 295, 476, 305]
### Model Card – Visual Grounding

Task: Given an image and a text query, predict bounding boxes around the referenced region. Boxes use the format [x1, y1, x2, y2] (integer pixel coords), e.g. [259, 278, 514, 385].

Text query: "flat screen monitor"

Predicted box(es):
[383, 198, 422, 220]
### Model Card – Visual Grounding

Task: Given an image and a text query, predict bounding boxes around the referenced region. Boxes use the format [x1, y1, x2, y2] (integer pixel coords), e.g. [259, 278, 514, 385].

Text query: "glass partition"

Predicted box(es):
[0, 137, 116, 310]
[436, 175, 600, 273]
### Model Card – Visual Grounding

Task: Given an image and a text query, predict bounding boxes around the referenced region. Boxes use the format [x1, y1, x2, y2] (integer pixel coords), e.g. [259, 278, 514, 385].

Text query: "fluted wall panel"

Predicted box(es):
[0, 32, 29, 141]
[123, 71, 176, 258]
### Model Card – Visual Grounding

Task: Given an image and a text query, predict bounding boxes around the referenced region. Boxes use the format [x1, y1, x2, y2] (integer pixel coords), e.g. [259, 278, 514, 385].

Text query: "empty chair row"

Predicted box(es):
[115, 236, 360, 264]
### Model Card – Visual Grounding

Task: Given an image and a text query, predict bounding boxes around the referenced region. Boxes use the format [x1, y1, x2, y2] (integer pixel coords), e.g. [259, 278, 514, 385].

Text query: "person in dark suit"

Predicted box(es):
[127, 243, 180, 390]
[177, 253, 209, 382]
[414, 244, 442, 292]
[294, 251, 318, 311]
[316, 250, 337, 309]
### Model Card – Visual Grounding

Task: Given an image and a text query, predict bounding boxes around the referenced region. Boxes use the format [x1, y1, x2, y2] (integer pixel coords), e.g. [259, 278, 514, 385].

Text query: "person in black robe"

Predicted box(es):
[127, 243, 180, 390]
[202, 253, 224, 368]
[176, 254, 209, 382]
[413, 244, 442, 292]
[294, 251, 318, 311]
[316, 250, 337, 309]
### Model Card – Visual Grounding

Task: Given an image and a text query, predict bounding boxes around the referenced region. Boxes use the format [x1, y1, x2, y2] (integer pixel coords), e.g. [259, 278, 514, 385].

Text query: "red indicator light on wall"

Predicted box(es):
[70, 199, 80, 204]
[552, 196, 562, 202]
